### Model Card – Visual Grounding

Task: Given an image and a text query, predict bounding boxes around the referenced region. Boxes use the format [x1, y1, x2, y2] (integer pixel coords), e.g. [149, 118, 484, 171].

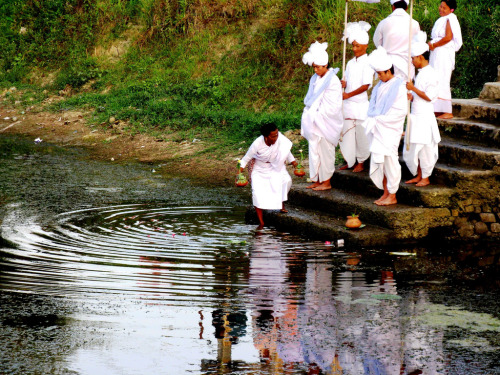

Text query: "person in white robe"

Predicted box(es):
[239, 123, 297, 228]
[373, 0, 420, 81]
[363, 46, 407, 206]
[429, 0, 462, 119]
[301, 41, 343, 191]
[404, 31, 441, 187]
[339, 21, 375, 173]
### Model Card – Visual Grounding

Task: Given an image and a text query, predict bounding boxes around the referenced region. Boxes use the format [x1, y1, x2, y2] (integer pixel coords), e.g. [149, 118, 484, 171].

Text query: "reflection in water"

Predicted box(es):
[0, 204, 499, 374]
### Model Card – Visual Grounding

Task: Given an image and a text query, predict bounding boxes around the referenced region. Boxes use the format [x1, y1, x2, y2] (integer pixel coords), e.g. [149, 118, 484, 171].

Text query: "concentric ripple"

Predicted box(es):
[0, 204, 255, 303]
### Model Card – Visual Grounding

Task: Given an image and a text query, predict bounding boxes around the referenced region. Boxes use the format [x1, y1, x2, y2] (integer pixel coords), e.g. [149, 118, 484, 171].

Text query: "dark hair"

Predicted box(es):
[422, 50, 430, 61]
[260, 122, 278, 137]
[442, 0, 457, 11]
[389, 65, 395, 75]
[393, 1, 408, 10]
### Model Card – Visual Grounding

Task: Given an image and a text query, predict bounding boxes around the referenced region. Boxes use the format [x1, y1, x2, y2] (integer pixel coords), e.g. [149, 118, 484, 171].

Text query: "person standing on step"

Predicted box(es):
[301, 41, 343, 191]
[339, 21, 375, 173]
[239, 123, 298, 229]
[429, 0, 462, 119]
[404, 31, 441, 187]
[373, 0, 420, 81]
[363, 46, 407, 206]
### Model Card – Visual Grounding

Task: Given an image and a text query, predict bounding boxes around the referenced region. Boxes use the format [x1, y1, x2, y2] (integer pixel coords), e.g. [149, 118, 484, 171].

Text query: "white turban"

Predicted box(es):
[302, 41, 329, 66]
[391, 0, 408, 4]
[344, 21, 371, 45]
[368, 46, 393, 72]
[411, 31, 429, 57]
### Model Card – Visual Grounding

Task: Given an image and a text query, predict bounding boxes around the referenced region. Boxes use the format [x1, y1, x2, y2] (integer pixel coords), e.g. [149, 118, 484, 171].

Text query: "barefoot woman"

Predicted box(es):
[301, 41, 343, 191]
[239, 123, 298, 228]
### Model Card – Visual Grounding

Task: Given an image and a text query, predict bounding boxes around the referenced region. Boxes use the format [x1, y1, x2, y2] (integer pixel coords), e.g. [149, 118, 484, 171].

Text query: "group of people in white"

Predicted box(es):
[239, 0, 462, 228]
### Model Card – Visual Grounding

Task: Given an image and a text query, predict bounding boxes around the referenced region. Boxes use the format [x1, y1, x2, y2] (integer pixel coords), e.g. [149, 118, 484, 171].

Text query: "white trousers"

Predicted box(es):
[308, 133, 336, 183]
[403, 142, 439, 178]
[339, 119, 370, 168]
[369, 153, 401, 194]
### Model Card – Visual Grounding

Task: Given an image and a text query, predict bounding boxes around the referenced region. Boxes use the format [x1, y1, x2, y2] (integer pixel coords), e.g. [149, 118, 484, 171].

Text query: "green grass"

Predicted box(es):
[0, 0, 498, 145]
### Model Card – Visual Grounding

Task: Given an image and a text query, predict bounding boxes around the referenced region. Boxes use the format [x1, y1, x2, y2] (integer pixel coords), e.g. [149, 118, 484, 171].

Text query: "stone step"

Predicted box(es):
[438, 136, 500, 169]
[452, 98, 500, 122]
[479, 82, 500, 100]
[250, 206, 399, 248]
[432, 162, 498, 187]
[437, 117, 500, 147]
[284, 186, 452, 239]
[329, 169, 455, 208]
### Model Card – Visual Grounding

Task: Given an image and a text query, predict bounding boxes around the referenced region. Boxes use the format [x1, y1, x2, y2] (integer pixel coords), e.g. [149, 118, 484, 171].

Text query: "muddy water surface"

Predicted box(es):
[0, 136, 499, 374]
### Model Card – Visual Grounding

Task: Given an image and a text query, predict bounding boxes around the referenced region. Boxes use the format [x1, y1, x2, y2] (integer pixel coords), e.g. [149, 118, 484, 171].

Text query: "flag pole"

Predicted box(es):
[342, 0, 349, 80]
[405, 0, 414, 152]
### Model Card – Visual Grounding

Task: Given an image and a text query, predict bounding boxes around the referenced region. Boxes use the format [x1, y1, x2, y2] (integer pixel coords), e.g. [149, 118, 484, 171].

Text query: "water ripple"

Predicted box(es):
[0, 204, 254, 303]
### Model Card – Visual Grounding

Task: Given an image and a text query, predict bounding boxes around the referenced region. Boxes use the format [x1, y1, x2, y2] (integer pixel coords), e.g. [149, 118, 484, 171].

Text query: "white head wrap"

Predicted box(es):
[411, 31, 429, 57]
[343, 21, 371, 45]
[368, 46, 393, 72]
[302, 41, 329, 66]
[391, 0, 408, 4]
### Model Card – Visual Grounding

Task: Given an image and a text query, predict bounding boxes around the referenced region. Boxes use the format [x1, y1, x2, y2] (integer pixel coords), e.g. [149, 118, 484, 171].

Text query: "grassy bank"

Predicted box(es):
[0, 0, 498, 147]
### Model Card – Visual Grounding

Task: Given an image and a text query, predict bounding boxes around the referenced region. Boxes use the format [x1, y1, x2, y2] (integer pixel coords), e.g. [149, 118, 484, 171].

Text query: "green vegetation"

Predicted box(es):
[0, 0, 498, 144]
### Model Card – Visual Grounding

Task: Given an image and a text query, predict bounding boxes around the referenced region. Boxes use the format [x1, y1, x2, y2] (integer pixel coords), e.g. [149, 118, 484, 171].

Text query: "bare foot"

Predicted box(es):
[306, 182, 320, 189]
[312, 181, 331, 191]
[339, 164, 350, 170]
[405, 176, 421, 184]
[280, 208, 288, 213]
[374, 192, 389, 204]
[352, 163, 365, 173]
[416, 178, 430, 187]
[437, 113, 453, 119]
[376, 195, 397, 206]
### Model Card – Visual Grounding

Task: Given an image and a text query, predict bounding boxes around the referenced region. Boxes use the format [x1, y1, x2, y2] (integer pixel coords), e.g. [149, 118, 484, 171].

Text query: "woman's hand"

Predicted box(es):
[341, 80, 347, 88]
[406, 81, 415, 91]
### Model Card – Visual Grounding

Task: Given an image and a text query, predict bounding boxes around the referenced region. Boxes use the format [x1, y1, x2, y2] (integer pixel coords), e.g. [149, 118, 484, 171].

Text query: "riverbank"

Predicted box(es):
[0, 97, 250, 187]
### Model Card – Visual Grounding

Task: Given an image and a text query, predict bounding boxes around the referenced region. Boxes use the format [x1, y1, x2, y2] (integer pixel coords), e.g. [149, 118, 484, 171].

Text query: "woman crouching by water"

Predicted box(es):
[239, 123, 298, 229]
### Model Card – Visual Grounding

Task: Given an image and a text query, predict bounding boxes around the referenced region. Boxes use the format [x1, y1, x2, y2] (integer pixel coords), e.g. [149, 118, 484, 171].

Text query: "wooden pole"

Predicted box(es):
[342, 0, 349, 80]
[405, 0, 414, 151]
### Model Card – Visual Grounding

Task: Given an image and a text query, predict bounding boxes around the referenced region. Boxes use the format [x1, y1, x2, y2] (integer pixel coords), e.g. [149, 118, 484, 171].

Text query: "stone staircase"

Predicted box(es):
[251, 72, 500, 248]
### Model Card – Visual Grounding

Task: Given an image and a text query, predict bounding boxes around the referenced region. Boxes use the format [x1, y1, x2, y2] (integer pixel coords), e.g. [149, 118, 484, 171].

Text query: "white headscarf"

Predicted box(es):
[302, 41, 329, 66]
[368, 46, 393, 72]
[344, 21, 371, 45]
[411, 31, 429, 57]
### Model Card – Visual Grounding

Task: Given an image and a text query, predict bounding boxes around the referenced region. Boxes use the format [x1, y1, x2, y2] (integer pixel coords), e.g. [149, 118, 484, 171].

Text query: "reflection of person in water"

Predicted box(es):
[298, 260, 341, 373]
[361, 271, 402, 374]
[335, 270, 368, 374]
[402, 289, 445, 374]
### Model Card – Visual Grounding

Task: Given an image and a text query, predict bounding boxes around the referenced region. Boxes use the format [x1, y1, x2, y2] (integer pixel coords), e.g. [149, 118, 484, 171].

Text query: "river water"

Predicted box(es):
[0, 135, 498, 375]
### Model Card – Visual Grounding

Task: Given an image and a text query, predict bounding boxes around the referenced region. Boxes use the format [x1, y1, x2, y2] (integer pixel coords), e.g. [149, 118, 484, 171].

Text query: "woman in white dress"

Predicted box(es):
[428, 0, 462, 119]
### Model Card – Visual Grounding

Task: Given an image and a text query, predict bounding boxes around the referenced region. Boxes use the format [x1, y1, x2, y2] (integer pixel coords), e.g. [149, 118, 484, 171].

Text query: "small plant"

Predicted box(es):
[235, 159, 248, 187]
[294, 149, 306, 177]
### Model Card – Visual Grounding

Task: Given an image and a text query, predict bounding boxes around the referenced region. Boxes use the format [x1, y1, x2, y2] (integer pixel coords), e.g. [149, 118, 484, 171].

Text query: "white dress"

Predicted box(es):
[339, 54, 374, 167]
[429, 13, 462, 114]
[363, 77, 407, 194]
[403, 65, 441, 178]
[240, 133, 295, 210]
[373, 8, 420, 80]
[301, 68, 343, 182]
